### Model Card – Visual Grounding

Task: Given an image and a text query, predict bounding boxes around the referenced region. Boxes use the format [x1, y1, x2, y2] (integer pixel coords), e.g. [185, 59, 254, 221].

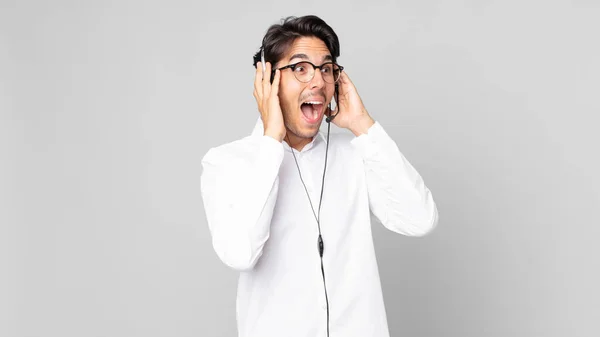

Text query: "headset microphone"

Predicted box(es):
[326, 111, 338, 123]
[261, 48, 266, 73]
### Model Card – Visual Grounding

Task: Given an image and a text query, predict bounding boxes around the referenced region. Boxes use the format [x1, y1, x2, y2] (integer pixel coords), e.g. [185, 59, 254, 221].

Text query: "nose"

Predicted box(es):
[309, 68, 325, 89]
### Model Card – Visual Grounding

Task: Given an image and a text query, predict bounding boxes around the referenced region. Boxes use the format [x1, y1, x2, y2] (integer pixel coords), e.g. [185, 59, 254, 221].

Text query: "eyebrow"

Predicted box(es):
[288, 53, 333, 63]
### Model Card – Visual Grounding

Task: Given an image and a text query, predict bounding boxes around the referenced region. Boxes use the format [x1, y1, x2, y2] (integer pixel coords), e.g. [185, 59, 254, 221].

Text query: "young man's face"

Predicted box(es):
[275, 36, 336, 143]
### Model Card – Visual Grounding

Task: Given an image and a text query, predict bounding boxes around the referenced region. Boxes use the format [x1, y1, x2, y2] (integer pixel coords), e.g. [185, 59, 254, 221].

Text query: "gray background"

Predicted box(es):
[1, 0, 599, 336]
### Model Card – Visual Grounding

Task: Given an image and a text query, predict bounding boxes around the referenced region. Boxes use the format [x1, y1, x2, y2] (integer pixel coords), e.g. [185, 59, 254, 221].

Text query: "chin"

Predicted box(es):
[294, 126, 320, 139]
[288, 118, 322, 139]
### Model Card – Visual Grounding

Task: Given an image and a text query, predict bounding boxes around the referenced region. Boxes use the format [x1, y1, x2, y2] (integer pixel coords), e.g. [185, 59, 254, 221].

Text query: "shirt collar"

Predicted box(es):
[250, 116, 328, 152]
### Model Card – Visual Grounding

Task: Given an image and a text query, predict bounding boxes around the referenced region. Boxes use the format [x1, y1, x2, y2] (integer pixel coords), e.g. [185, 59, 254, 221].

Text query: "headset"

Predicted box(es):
[259, 45, 338, 337]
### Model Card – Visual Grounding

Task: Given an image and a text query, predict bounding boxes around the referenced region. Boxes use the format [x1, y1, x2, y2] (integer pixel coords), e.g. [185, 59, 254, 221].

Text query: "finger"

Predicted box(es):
[341, 71, 356, 89]
[262, 62, 272, 97]
[335, 70, 345, 86]
[254, 62, 263, 98]
[341, 71, 352, 84]
[270, 69, 281, 98]
[338, 72, 354, 97]
[254, 88, 263, 109]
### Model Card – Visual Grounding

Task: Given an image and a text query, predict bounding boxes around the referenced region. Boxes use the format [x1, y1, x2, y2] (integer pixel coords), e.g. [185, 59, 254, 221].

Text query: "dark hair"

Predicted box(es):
[252, 15, 340, 68]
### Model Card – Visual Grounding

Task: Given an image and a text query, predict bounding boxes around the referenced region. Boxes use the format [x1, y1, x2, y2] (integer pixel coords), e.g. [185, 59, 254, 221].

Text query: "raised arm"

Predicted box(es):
[331, 71, 439, 236]
[201, 61, 287, 270]
[200, 135, 284, 271]
[351, 122, 439, 236]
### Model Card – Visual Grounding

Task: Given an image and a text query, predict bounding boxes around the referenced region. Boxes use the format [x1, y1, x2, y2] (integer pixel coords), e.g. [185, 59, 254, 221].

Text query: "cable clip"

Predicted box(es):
[318, 235, 324, 257]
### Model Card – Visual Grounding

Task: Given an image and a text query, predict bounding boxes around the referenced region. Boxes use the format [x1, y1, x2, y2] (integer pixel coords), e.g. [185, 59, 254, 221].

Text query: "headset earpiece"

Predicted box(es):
[260, 48, 266, 73]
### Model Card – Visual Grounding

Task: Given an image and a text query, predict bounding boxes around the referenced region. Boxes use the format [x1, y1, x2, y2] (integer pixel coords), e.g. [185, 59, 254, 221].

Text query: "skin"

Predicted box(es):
[253, 36, 374, 151]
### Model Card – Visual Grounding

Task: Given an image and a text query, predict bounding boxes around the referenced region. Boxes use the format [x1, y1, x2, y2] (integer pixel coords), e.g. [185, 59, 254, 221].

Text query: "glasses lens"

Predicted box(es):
[293, 62, 313, 82]
[292, 62, 341, 83]
[322, 63, 341, 83]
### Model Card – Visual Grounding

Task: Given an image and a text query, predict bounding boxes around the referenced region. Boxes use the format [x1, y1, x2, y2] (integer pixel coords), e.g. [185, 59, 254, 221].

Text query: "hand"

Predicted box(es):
[330, 71, 375, 136]
[253, 62, 285, 142]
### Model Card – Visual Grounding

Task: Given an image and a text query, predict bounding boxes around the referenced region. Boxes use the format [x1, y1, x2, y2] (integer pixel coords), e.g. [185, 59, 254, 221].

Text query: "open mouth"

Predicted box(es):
[300, 100, 324, 124]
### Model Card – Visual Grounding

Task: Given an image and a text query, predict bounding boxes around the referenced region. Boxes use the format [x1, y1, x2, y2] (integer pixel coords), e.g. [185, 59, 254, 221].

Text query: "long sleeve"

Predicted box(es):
[350, 121, 439, 236]
[200, 134, 284, 271]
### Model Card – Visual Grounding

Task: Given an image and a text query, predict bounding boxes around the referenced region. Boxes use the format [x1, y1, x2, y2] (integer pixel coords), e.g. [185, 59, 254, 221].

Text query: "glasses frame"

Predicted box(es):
[272, 61, 344, 84]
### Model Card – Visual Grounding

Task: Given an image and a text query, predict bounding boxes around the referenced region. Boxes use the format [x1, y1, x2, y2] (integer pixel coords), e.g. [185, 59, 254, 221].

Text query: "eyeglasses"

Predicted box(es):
[274, 61, 344, 84]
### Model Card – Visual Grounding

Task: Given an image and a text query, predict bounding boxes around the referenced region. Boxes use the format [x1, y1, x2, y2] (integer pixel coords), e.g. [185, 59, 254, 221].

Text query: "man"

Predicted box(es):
[200, 15, 439, 337]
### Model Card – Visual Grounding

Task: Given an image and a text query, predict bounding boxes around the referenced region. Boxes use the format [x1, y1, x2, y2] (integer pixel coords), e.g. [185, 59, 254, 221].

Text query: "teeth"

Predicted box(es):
[304, 101, 322, 105]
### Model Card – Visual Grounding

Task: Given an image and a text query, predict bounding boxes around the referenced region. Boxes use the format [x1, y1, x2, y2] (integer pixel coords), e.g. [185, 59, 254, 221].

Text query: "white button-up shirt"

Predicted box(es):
[200, 117, 439, 337]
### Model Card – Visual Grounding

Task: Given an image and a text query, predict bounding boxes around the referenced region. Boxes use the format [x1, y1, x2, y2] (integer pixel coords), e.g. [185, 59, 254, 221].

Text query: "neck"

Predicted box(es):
[285, 131, 313, 152]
